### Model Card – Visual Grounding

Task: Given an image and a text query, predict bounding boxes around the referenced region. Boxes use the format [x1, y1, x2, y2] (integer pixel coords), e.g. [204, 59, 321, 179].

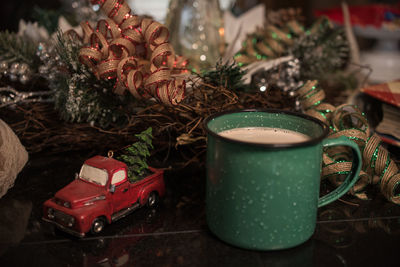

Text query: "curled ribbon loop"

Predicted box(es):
[77, 0, 188, 106]
[298, 80, 400, 204]
[80, 21, 94, 43]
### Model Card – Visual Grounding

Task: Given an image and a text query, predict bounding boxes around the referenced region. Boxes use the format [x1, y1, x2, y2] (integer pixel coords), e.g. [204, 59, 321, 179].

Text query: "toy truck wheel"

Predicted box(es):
[147, 192, 159, 208]
[91, 217, 105, 234]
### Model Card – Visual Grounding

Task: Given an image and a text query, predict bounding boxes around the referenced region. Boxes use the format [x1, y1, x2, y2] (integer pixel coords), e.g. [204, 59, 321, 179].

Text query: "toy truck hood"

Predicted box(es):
[55, 179, 105, 208]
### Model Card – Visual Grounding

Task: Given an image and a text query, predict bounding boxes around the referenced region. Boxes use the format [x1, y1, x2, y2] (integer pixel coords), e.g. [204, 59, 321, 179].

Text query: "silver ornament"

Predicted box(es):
[40, 53, 50, 62]
[9, 74, 18, 82]
[17, 63, 30, 76]
[9, 63, 20, 75]
[48, 73, 56, 81]
[38, 65, 48, 75]
[0, 86, 53, 108]
[19, 74, 30, 84]
[0, 61, 8, 72]
[250, 58, 303, 93]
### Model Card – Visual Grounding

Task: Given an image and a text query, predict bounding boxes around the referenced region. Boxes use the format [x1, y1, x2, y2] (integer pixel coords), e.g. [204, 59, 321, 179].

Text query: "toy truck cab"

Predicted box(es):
[43, 156, 165, 237]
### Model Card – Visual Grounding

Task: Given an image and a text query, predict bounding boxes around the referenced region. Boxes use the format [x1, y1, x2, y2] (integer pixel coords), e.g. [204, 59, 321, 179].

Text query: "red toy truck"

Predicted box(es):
[43, 155, 165, 237]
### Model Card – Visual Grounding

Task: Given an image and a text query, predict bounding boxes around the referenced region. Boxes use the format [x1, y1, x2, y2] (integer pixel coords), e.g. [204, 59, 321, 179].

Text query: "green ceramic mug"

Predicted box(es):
[204, 109, 362, 250]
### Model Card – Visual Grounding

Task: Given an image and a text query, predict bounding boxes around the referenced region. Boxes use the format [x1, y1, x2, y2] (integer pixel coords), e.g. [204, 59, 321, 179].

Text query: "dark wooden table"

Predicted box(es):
[0, 144, 399, 267]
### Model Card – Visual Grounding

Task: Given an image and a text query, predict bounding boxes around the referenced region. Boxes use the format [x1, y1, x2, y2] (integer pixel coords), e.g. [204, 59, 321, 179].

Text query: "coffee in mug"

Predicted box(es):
[219, 127, 310, 144]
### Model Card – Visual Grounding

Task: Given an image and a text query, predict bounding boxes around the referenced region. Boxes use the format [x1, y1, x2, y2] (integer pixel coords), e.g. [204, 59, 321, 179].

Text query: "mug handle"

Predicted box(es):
[318, 136, 362, 207]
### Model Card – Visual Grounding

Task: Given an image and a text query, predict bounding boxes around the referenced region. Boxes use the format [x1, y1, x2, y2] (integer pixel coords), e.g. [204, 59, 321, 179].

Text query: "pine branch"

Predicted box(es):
[52, 31, 131, 128]
[291, 23, 349, 80]
[201, 60, 247, 92]
[55, 31, 84, 73]
[0, 31, 38, 66]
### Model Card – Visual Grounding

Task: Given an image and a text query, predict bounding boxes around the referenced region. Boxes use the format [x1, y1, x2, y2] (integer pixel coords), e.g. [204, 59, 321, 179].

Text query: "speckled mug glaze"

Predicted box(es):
[205, 109, 362, 250]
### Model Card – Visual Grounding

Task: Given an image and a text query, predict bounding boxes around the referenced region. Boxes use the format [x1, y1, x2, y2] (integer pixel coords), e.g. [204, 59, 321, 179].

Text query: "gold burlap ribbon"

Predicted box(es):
[298, 80, 400, 204]
[73, 0, 187, 106]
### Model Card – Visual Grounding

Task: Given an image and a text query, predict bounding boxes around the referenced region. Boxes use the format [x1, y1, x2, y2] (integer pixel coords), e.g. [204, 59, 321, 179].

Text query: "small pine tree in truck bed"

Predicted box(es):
[117, 127, 153, 182]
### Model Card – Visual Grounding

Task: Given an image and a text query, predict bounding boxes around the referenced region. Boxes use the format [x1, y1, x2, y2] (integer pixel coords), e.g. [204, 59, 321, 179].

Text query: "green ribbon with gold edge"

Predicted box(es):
[298, 80, 400, 204]
[234, 16, 331, 67]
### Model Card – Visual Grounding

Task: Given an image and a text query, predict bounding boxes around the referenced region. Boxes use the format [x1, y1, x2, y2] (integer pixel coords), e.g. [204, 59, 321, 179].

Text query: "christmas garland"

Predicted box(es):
[74, 0, 187, 106]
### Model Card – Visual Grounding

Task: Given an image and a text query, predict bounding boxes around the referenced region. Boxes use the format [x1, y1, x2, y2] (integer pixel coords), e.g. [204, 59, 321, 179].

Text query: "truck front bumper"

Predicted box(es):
[42, 217, 85, 238]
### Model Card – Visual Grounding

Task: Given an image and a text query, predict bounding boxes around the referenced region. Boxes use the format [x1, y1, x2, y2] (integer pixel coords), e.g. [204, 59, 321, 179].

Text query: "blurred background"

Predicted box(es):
[1, 0, 399, 31]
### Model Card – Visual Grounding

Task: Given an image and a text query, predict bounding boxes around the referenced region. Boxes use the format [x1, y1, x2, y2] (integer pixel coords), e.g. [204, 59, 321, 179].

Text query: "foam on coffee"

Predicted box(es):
[219, 127, 310, 144]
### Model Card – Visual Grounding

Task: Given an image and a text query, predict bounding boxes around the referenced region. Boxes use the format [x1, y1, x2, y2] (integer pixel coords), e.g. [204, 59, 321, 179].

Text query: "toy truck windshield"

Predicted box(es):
[79, 164, 108, 186]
